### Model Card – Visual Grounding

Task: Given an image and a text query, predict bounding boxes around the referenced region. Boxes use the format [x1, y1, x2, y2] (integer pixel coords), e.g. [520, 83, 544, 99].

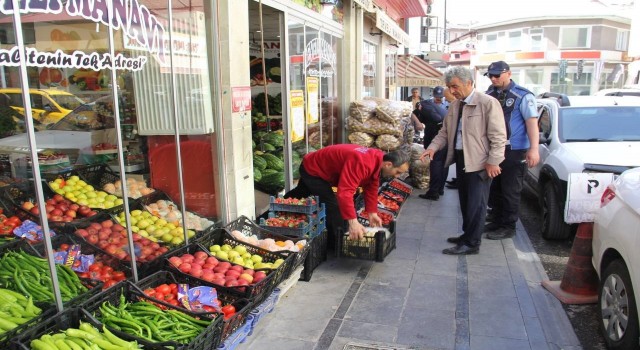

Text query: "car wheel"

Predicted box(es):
[599, 259, 640, 350]
[541, 181, 572, 240]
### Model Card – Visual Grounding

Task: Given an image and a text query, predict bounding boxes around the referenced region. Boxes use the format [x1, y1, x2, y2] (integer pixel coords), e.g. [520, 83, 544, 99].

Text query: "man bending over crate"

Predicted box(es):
[285, 144, 410, 248]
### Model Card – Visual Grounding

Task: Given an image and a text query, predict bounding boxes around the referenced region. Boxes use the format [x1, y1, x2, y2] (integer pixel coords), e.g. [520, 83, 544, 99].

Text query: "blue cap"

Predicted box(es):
[432, 86, 444, 98]
[485, 61, 510, 75]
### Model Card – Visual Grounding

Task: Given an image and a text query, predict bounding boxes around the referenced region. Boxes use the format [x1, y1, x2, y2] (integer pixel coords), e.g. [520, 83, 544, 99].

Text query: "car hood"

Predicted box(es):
[0, 130, 94, 153]
[563, 142, 640, 168]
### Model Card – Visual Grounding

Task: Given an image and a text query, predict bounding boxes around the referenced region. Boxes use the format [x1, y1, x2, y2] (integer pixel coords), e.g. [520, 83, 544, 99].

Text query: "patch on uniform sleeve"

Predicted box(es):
[505, 98, 515, 107]
[528, 99, 535, 107]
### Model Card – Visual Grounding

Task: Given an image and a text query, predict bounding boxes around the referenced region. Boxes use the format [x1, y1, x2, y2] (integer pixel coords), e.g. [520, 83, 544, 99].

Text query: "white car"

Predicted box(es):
[593, 167, 640, 350]
[594, 88, 640, 97]
[524, 94, 640, 239]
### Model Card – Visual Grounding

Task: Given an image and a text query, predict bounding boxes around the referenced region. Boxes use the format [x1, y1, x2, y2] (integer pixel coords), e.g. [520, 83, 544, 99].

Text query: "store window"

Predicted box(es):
[484, 33, 498, 53]
[385, 49, 397, 99]
[362, 41, 377, 97]
[529, 28, 544, 51]
[551, 72, 592, 95]
[507, 30, 522, 51]
[0, 1, 222, 295]
[524, 69, 545, 95]
[560, 27, 590, 48]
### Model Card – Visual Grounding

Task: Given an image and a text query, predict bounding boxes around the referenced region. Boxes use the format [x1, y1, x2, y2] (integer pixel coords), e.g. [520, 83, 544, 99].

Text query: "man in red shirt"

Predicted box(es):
[286, 144, 410, 245]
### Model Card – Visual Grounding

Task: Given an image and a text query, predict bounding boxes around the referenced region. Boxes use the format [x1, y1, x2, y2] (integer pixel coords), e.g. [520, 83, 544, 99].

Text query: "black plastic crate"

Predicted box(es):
[300, 228, 328, 282]
[0, 297, 55, 350]
[223, 216, 312, 276]
[387, 178, 413, 195]
[268, 195, 319, 214]
[0, 182, 62, 225]
[132, 270, 252, 343]
[356, 207, 396, 229]
[379, 187, 409, 205]
[80, 281, 224, 349]
[11, 307, 129, 350]
[137, 190, 215, 234]
[164, 243, 278, 305]
[196, 228, 293, 287]
[63, 217, 175, 279]
[335, 223, 397, 262]
[220, 216, 312, 278]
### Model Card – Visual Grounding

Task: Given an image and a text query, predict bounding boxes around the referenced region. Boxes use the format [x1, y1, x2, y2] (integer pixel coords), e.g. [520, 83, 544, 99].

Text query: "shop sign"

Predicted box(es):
[375, 9, 410, 47]
[0, 0, 170, 71]
[231, 86, 252, 113]
[304, 38, 336, 78]
[353, 0, 375, 12]
[290, 90, 305, 142]
[306, 77, 319, 124]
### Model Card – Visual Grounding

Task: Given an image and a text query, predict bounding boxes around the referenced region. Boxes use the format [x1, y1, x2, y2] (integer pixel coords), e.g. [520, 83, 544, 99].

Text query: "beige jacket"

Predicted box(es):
[427, 90, 507, 172]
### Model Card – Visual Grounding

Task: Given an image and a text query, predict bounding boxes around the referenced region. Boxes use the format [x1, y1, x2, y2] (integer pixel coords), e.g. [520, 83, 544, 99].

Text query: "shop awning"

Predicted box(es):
[373, 0, 431, 21]
[396, 55, 443, 87]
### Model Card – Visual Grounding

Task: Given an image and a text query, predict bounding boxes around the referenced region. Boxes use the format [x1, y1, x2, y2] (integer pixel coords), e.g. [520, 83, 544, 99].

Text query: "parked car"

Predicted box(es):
[0, 88, 84, 125]
[524, 93, 640, 239]
[593, 87, 640, 97]
[592, 166, 640, 350]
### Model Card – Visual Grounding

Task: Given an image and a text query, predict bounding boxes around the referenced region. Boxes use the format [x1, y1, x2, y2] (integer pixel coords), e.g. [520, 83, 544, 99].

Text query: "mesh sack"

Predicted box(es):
[347, 117, 402, 137]
[375, 100, 414, 125]
[410, 143, 425, 162]
[349, 100, 378, 123]
[410, 159, 430, 189]
[348, 131, 375, 147]
[375, 134, 402, 151]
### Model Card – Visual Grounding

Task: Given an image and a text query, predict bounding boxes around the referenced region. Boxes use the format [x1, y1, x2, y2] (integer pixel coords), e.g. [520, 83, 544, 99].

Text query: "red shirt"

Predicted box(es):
[302, 144, 383, 220]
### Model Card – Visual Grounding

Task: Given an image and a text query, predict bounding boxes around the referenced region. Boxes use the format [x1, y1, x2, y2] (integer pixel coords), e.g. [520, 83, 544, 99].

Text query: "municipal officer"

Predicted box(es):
[484, 61, 540, 240]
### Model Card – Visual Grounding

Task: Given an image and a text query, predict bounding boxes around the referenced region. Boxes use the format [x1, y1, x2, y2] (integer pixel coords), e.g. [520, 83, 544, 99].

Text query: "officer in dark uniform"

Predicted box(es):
[484, 61, 540, 239]
[415, 86, 448, 200]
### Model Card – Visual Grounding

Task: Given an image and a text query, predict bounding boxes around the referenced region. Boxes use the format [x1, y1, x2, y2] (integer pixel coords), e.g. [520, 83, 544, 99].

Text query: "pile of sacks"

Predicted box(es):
[347, 98, 414, 151]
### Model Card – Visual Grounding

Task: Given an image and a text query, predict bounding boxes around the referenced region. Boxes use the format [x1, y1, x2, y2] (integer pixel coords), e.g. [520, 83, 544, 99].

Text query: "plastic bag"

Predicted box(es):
[375, 100, 413, 125]
[348, 131, 375, 147]
[410, 159, 430, 189]
[375, 134, 402, 151]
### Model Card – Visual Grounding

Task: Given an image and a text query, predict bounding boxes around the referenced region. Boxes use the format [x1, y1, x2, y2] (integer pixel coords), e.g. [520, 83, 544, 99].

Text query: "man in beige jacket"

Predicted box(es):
[421, 66, 507, 255]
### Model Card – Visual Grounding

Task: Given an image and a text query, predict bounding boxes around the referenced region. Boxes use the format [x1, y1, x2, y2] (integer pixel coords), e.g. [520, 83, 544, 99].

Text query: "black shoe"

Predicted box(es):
[419, 193, 439, 201]
[485, 227, 516, 240]
[484, 222, 501, 232]
[442, 244, 479, 255]
[447, 236, 462, 244]
[438, 190, 445, 196]
[445, 183, 458, 189]
[446, 178, 457, 185]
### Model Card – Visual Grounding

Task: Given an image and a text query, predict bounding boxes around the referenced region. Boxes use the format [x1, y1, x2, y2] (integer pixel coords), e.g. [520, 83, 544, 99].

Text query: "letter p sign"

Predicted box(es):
[587, 179, 599, 194]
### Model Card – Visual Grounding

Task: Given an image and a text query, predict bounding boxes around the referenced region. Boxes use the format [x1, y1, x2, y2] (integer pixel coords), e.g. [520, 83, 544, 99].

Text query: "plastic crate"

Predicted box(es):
[64, 217, 175, 279]
[259, 213, 313, 237]
[387, 178, 413, 194]
[217, 314, 254, 350]
[248, 288, 280, 334]
[11, 307, 119, 350]
[376, 193, 401, 214]
[81, 281, 224, 350]
[300, 228, 327, 282]
[356, 207, 396, 229]
[379, 186, 409, 204]
[0, 301, 55, 350]
[138, 190, 216, 234]
[132, 270, 253, 342]
[164, 243, 278, 305]
[268, 195, 319, 214]
[0, 182, 68, 226]
[335, 223, 397, 262]
[220, 216, 312, 279]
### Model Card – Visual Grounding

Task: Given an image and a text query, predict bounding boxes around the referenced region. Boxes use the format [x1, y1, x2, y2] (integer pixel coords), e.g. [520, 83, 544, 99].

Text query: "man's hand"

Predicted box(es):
[348, 219, 366, 240]
[485, 164, 502, 178]
[369, 213, 382, 227]
[525, 148, 540, 168]
[420, 149, 435, 162]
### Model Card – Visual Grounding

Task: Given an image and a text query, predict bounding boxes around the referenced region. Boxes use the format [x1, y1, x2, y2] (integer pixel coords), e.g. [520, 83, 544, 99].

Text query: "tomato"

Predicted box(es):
[111, 271, 126, 281]
[77, 272, 89, 278]
[59, 243, 70, 251]
[169, 283, 178, 293]
[103, 280, 118, 289]
[202, 305, 217, 313]
[6, 216, 21, 225]
[154, 292, 165, 301]
[101, 266, 114, 275]
[167, 299, 180, 306]
[155, 284, 171, 295]
[100, 272, 112, 281]
[144, 288, 156, 298]
[0, 225, 13, 235]
[221, 304, 236, 316]
[164, 293, 175, 301]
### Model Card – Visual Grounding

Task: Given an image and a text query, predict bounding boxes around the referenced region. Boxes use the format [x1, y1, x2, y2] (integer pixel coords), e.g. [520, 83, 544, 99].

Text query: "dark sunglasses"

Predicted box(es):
[488, 73, 503, 79]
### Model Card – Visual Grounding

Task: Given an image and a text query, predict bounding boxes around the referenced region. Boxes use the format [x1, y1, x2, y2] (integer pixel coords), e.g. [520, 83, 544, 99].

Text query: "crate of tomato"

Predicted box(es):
[132, 270, 253, 344]
[357, 208, 395, 228]
[377, 194, 401, 214]
[259, 211, 314, 237]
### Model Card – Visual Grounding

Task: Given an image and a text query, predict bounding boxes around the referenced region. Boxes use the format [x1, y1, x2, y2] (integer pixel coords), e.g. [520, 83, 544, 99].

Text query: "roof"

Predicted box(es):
[396, 55, 443, 87]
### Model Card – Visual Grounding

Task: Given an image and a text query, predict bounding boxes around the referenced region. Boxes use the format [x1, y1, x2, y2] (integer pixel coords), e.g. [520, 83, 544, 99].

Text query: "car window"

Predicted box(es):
[50, 94, 84, 110]
[49, 98, 115, 131]
[5, 93, 23, 108]
[559, 107, 640, 142]
[538, 106, 551, 138]
[30, 93, 49, 110]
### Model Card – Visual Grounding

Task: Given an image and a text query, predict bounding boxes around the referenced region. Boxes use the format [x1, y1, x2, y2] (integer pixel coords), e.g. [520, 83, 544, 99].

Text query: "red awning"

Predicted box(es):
[374, 0, 430, 20]
[396, 55, 443, 87]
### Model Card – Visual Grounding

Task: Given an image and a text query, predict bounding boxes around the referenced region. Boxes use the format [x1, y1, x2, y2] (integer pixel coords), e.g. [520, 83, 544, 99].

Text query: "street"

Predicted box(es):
[519, 190, 607, 350]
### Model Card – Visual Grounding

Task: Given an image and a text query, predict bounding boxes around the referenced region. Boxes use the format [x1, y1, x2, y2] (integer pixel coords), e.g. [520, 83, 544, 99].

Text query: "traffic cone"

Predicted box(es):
[541, 222, 598, 304]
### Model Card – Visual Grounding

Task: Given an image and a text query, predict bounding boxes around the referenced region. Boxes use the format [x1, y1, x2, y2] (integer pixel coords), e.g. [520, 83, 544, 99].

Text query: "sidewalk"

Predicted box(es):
[239, 183, 583, 350]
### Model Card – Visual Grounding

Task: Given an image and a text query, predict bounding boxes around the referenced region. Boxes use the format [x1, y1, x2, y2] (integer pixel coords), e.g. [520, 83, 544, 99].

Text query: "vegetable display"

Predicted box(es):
[0, 288, 42, 336]
[29, 321, 138, 350]
[0, 250, 88, 303]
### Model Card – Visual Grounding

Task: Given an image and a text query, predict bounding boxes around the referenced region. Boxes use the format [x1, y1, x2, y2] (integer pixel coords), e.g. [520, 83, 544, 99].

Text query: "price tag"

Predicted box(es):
[564, 173, 615, 223]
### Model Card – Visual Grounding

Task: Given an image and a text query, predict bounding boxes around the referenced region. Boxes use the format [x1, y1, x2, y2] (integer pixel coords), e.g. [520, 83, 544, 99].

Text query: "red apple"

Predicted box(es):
[45, 198, 56, 206]
[205, 257, 219, 266]
[78, 206, 91, 216]
[62, 216, 73, 222]
[65, 210, 77, 218]
[179, 263, 192, 273]
[87, 234, 99, 244]
[169, 256, 182, 267]
[30, 207, 40, 215]
[194, 251, 208, 261]
[181, 254, 195, 264]
[21, 201, 34, 210]
[202, 271, 215, 282]
[212, 278, 225, 286]
[69, 204, 80, 211]
[239, 273, 253, 283]
[229, 265, 244, 273]
[76, 228, 89, 237]
[213, 265, 228, 274]
[253, 271, 267, 283]
[242, 269, 255, 276]
[87, 211, 98, 217]
[225, 279, 238, 287]
[50, 215, 63, 222]
[53, 194, 64, 202]
[101, 220, 114, 228]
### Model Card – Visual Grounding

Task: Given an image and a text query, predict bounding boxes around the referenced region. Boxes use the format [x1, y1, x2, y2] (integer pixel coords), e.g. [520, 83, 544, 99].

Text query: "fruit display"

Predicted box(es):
[208, 243, 285, 270]
[49, 176, 123, 209]
[227, 229, 306, 253]
[378, 195, 400, 212]
[169, 250, 269, 288]
[115, 209, 196, 246]
[143, 198, 213, 231]
[0, 210, 21, 240]
[102, 177, 155, 199]
[21, 194, 97, 222]
[141, 282, 238, 319]
[73, 219, 169, 263]
[77, 261, 127, 290]
[0, 288, 42, 336]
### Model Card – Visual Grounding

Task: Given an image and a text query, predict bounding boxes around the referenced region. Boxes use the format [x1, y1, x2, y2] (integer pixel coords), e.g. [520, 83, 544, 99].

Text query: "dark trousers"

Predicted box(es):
[284, 163, 343, 247]
[487, 149, 527, 229]
[455, 151, 492, 247]
[426, 149, 447, 196]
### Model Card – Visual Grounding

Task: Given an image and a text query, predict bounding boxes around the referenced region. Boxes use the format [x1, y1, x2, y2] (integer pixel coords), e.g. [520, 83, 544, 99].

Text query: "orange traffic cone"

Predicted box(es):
[541, 222, 598, 304]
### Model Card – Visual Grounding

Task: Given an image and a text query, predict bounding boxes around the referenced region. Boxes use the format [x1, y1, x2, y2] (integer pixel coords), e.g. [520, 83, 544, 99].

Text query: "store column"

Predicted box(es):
[217, 0, 255, 221]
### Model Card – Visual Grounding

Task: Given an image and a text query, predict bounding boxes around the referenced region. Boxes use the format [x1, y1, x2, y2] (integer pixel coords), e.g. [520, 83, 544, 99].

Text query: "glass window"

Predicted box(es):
[616, 30, 629, 51]
[524, 69, 545, 95]
[362, 41, 377, 97]
[560, 27, 590, 48]
[538, 106, 551, 138]
[550, 73, 592, 95]
[385, 49, 397, 99]
[559, 107, 640, 142]
[507, 31, 521, 51]
[529, 28, 544, 51]
[485, 33, 498, 53]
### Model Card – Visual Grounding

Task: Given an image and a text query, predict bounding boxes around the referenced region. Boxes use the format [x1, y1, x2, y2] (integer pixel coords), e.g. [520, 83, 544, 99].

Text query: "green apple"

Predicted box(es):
[216, 251, 228, 261]
[210, 244, 221, 252]
[221, 244, 232, 252]
[227, 251, 240, 259]
[234, 246, 248, 255]
[242, 253, 252, 260]
[251, 255, 263, 264]
[233, 257, 244, 265]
